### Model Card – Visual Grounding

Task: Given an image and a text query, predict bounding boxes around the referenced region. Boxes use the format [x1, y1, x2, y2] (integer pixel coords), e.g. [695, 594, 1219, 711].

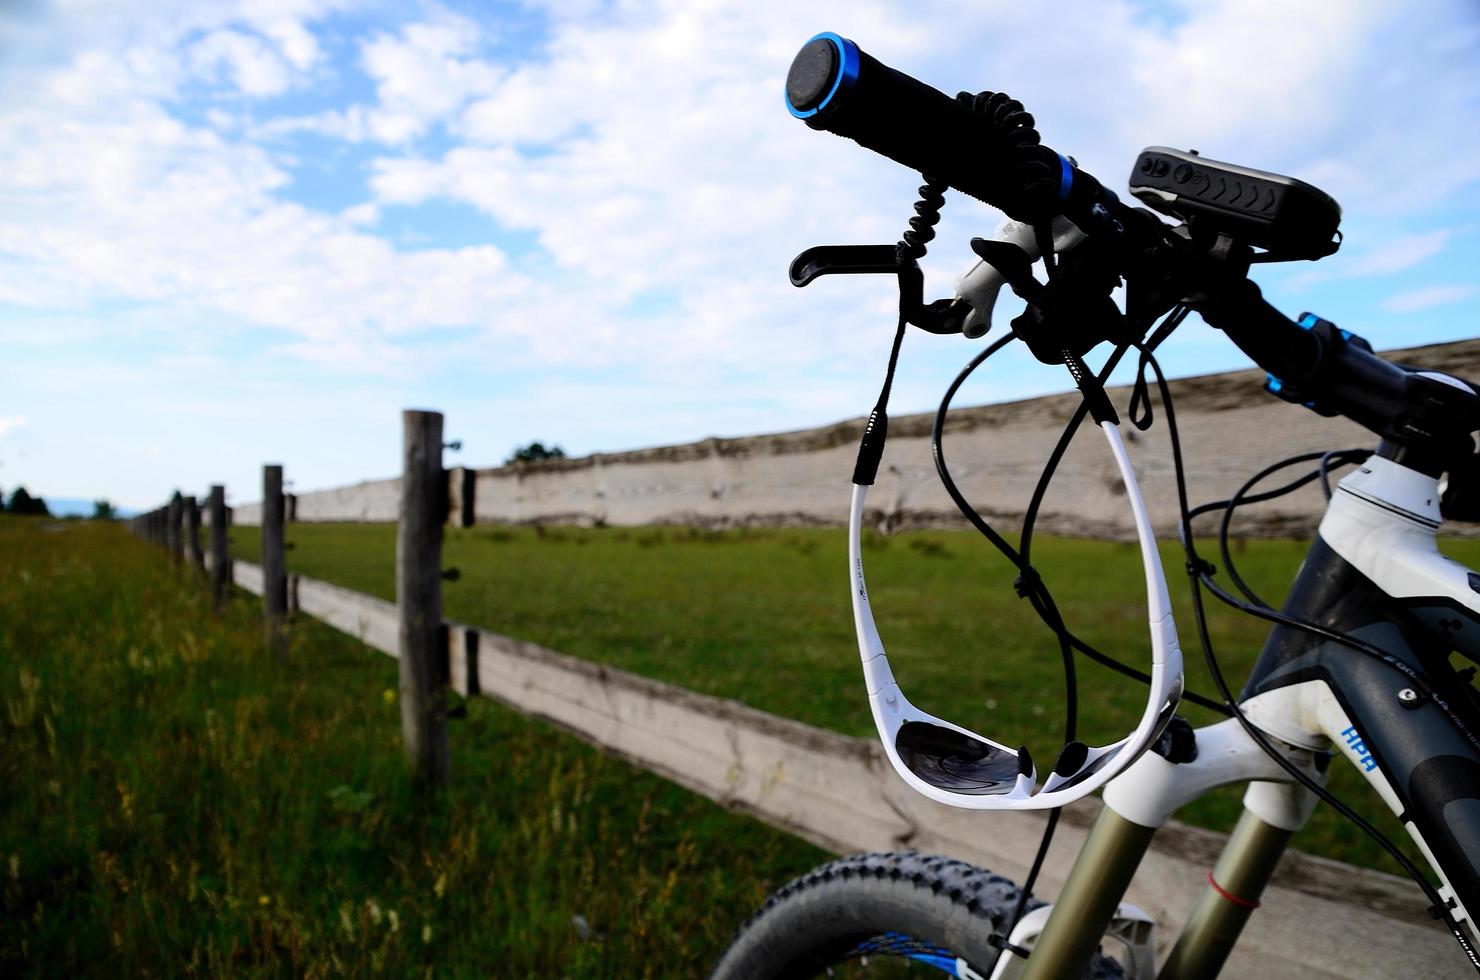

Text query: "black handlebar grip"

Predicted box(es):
[785, 33, 1074, 219]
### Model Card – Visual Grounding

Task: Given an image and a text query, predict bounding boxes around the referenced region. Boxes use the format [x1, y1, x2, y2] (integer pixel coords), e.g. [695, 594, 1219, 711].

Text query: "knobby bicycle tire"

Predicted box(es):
[710, 852, 1124, 979]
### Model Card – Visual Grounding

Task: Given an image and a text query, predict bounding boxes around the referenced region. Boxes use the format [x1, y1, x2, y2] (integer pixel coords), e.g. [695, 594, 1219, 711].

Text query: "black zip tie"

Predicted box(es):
[1014, 565, 1043, 599]
[988, 933, 1033, 960]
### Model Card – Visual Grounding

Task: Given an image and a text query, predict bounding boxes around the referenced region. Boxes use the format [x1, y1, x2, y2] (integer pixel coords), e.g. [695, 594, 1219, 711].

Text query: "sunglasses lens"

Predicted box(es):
[895, 721, 1021, 795]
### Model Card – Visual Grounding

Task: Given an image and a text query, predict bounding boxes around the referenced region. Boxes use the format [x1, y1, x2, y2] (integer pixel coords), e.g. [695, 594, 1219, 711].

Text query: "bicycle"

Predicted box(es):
[710, 33, 1480, 980]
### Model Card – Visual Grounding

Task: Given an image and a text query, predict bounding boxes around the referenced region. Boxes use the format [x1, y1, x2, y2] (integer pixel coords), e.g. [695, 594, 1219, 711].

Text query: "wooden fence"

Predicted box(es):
[123, 378, 1480, 976]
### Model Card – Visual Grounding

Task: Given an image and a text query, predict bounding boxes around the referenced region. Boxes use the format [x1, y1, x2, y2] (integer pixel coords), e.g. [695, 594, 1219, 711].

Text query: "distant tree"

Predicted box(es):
[92, 499, 118, 520]
[0, 486, 5, 513]
[7, 487, 50, 517]
[505, 441, 567, 465]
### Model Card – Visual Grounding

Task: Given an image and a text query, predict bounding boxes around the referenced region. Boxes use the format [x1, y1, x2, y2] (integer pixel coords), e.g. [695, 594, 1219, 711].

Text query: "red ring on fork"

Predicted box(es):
[1206, 871, 1261, 909]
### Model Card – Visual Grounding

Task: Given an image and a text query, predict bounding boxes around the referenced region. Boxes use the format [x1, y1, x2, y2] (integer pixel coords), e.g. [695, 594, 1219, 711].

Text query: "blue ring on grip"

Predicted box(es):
[786, 32, 860, 119]
[1057, 153, 1074, 202]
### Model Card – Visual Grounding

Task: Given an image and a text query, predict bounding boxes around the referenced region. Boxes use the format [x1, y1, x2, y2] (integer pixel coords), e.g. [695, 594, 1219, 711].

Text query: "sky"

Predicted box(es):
[1, 0, 1477, 511]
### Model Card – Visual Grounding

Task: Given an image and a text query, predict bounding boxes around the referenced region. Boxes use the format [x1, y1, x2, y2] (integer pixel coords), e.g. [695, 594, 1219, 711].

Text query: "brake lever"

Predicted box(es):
[788, 245, 899, 287]
[789, 244, 968, 335]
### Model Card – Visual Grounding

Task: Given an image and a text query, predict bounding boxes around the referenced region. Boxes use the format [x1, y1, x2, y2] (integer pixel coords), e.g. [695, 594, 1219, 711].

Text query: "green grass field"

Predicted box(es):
[230, 519, 1480, 878]
[0, 517, 826, 976]
[9, 513, 1471, 976]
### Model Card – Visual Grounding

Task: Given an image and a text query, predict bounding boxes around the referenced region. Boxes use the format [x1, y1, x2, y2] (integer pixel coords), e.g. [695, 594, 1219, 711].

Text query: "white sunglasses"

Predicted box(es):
[850, 419, 1184, 810]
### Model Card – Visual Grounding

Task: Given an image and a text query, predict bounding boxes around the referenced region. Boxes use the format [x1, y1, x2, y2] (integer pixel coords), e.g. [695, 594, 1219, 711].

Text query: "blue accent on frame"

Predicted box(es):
[1266, 374, 1283, 393]
[785, 32, 860, 119]
[1057, 152, 1074, 202]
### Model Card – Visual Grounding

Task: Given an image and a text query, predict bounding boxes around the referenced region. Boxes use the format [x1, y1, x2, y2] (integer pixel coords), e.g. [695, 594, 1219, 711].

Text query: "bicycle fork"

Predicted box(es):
[1015, 718, 1319, 980]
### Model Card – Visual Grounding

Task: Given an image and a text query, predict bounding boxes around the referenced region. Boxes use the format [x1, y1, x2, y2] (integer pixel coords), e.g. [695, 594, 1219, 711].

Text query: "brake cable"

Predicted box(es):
[928, 304, 1219, 947]
[931, 313, 1230, 716]
[1176, 441, 1480, 754]
[1319, 448, 1352, 500]
[1212, 450, 1368, 609]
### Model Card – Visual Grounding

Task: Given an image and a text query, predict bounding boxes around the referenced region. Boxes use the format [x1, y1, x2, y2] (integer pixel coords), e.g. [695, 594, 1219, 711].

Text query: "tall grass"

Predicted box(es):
[0, 517, 824, 976]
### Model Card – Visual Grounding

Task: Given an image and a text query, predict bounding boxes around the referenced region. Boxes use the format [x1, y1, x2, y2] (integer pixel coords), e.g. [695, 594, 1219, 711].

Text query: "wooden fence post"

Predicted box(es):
[398, 410, 449, 788]
[262, 465, 288, 658]
[184, 496, 204, 574]
[209, 485, 229, 610]
[167, 492, 183, 562]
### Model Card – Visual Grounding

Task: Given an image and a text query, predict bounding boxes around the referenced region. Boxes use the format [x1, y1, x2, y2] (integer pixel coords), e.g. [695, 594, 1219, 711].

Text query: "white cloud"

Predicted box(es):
[1285, 229, 1460, 290]
[0, 13, 533, 374]
[2, 0, 1478, 505]
[0, 416, 28, 438]
[14, 0, 1477, 384]
[262, 18, 321, 71]
[1344, 231, 1454, 276]
[359, 14, 503, 144]
[190, 29, 294, 97]
[1381, 285, 1479, 314]
[351, 0, 1480, 377]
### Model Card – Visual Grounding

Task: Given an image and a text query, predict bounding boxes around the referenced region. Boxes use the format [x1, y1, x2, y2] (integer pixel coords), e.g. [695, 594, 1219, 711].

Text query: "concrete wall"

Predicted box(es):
[232, 477, 399, 527]
[232, 338, 1480, 538]
[467, 338, 1480, 538]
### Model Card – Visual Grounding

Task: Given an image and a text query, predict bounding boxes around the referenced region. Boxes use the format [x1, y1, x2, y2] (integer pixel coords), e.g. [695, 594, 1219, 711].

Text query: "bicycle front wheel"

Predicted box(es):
[710, 851, 1124, 979]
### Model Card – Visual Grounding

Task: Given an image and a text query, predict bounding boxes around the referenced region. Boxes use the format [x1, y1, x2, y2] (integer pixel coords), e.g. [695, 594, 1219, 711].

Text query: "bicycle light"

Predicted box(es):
[850, 421, 1184, 810]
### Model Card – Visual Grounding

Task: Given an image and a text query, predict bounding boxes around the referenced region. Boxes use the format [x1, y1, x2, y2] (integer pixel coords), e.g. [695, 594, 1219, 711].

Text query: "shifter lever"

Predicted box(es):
[954, 217, 1087, 338]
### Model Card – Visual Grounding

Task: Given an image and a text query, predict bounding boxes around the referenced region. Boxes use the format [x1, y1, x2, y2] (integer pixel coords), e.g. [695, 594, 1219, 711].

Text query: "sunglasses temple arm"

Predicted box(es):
[1101, 422, 1177, 655]
[850, 483, 900, 697]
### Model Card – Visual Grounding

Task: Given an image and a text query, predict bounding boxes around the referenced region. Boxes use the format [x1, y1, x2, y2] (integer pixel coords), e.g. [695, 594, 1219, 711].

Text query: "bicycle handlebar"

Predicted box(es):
[784, 33, 1480, 463]
[784, 33, 1118, 225]
[1199, 280, 1480, 465]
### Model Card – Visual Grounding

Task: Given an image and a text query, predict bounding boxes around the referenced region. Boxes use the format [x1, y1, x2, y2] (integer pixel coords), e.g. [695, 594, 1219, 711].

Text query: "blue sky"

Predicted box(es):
[1, 0, 1477, 509]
